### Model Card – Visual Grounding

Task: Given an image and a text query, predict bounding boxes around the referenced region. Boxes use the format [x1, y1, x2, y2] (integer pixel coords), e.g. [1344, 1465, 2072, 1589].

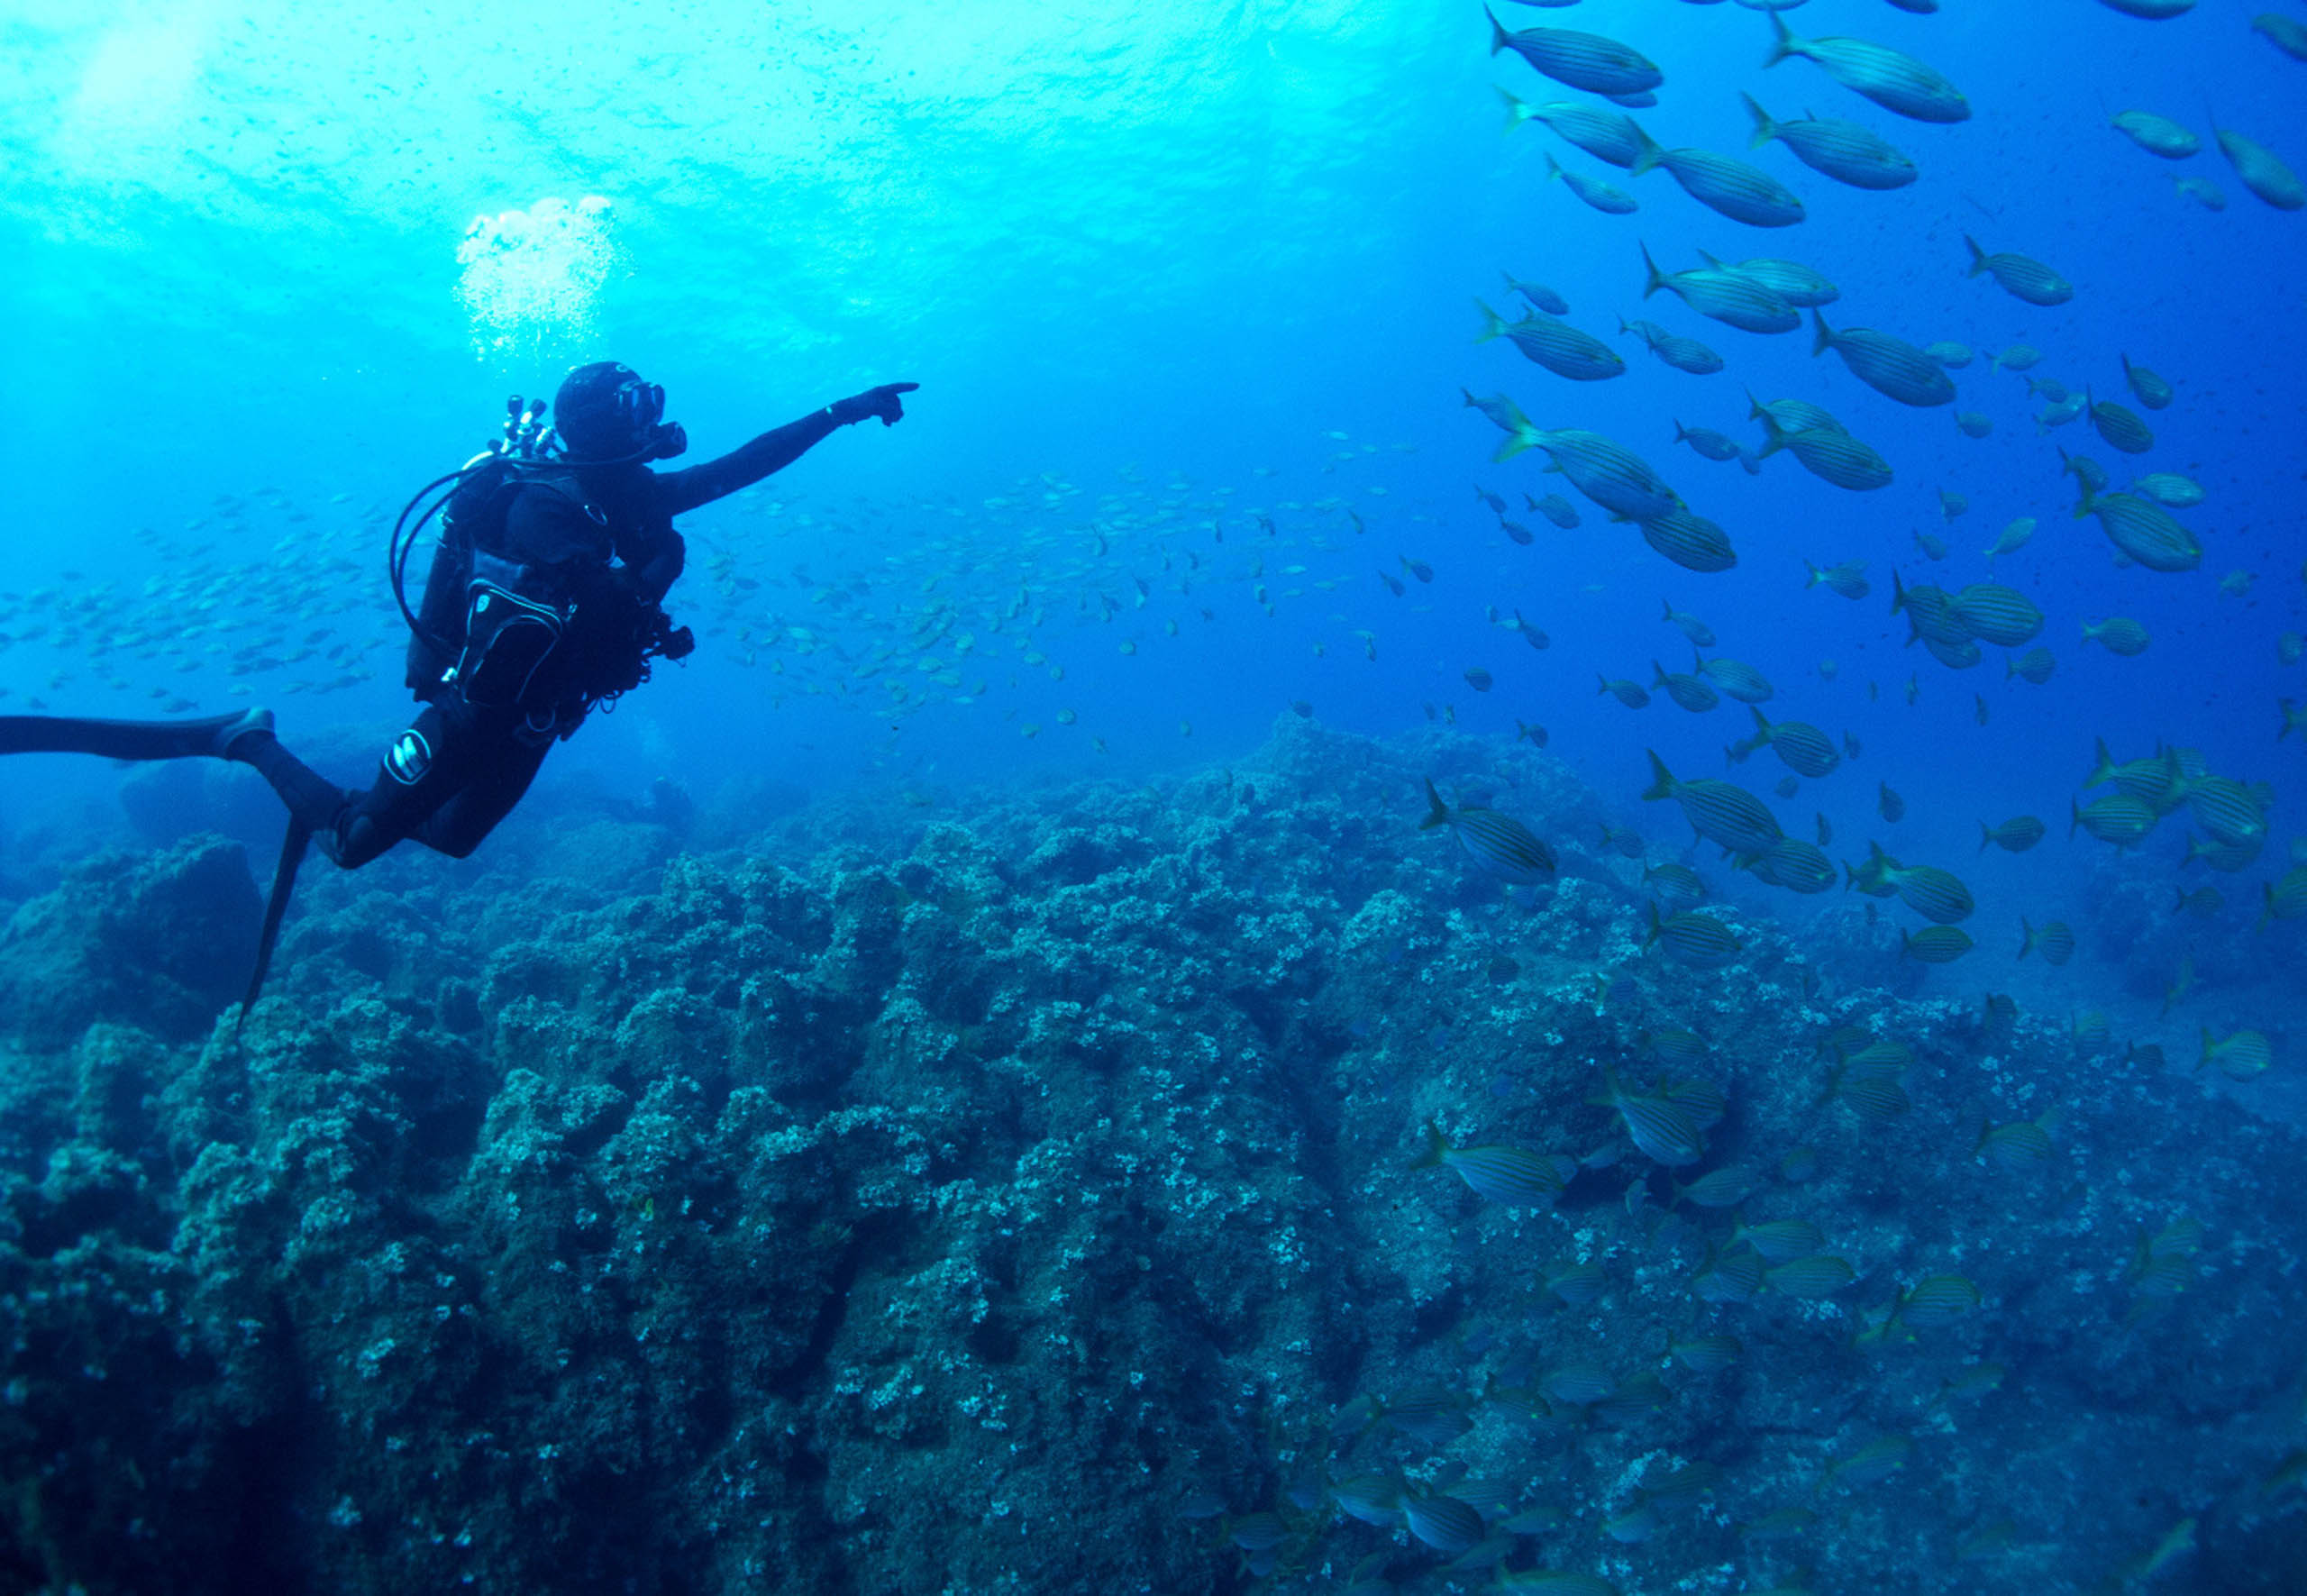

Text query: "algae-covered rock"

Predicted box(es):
[0, 834, 262, 1045]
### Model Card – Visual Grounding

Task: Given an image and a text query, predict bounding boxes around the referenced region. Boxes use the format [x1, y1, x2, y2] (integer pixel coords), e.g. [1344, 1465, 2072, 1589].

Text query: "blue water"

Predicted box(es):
[2, 2, 2304, 1591]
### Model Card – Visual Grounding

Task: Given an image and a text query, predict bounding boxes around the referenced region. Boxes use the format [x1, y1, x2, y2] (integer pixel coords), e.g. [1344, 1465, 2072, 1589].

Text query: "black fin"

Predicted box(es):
[0, 711, 251, 762]
[236, 818, 311, 1039]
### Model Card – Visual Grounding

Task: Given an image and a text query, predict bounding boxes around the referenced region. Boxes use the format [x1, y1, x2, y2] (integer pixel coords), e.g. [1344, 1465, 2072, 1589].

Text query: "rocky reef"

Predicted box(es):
[0, 717, 2300, 1594]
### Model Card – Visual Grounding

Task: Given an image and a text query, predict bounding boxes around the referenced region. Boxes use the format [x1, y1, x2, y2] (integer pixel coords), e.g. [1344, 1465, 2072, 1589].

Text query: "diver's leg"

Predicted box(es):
[411, 729, 552, 860]
[228, 725, 355, 839]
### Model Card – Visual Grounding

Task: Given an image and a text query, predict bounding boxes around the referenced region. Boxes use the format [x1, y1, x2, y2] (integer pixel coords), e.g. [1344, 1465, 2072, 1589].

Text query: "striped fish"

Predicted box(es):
[2082, 616, 2151, 656]
[1964, 237, 2074, 306]
[1646, 904, 1745, 968]
[1710, 254, 1839, 306]
[1630, 324, 1725, 375]
[1746, 707, 1838, 776]
[1748, 392, 1846, 436]
[1646, 144, 1807, 228]
[2201, 1028, 2273, 1081]
[2087, 395, 2155, 454]
[1637, 507, 1738, 573]
[1673, 419, 1746, 460]
[1546, 151, 1640, 214]
[1692, 1244, 1767, 1304]
[2130, 471, 2200, 507]
[2017, 918, 2076, 965]
[1974, 1117, 2054, 1169]
[1600, 675, 1652, 709]
[1673, 1165, 1762, 1208]
[2084, 739, 2177, 802]
[1402, 1491, 1484, 1554]
[1743, 94, 1916, 189]
[1505, 272, 1570, 315]
[1530, 428, 1681, 520]
[1643, 750, 1783, 853]
[1663, 599, 1718, 645]
[2172, 772, 2267, 846]
[1476, 299, 1627, 381]
[2214, 125, 2304, 211]
[1758, 416, 1894, 491]
[1892, 572, 1974, 645]
[1414, 1127, 1575, 1207]
[1595, 1070, 1706, 1165]
[1805, 559, 1870, 599]
[1745, 836, 1836, 894]
[1900, 926, 1974, 962]
[2122, 354, 2175, 410]
[1690, 656, 1773, 708]
[1765, 14, 1970, 123]
[1952, 582, 2044, 647]
[1894, 1274, 1982, 1327]
[1669, 1333, 1744, 1373]
[1488, 13, 1665, 97]
[2073, 790, 2161, 847]
[1532, 492, 1581, 529]
[1767, 1254, 1856, 1298]
[2007, 647, 2056, 685]
[1979, 815, 2047, 853]
[1874, 850, 1974, 923]
[1421, 778, 1557, 880]
[1812, 312, 1956, 406]
[1731, 1218, 1824, 1263]
[1496, 91, 1651, 169]
[2260, 866, 2307, 930]
[1652, 660, 1720, 713]
[1643, 862, 1707, 906]
[1642, 244, 1801, 333]
[2111, 110, 2199, 158]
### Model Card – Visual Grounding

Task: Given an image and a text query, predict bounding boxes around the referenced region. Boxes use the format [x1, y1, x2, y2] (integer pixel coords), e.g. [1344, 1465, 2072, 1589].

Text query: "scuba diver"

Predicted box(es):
[0, 362, 917, 1016]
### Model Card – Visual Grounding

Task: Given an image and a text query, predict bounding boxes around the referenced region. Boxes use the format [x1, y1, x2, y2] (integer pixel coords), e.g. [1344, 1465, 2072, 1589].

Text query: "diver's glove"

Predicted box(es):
[826, 382, 920, 428]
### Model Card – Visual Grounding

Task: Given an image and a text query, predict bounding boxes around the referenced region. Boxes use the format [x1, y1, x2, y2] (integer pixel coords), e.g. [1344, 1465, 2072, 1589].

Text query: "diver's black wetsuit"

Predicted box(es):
[233, 397, 892, 868]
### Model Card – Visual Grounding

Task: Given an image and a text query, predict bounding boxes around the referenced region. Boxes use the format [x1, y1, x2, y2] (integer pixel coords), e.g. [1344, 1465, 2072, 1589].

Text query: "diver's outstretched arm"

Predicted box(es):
[653, 382, 919, 516]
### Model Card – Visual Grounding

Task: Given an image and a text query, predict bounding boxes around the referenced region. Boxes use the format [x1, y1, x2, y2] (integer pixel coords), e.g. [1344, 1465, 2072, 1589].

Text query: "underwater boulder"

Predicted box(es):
[0, 834, 262, 1046]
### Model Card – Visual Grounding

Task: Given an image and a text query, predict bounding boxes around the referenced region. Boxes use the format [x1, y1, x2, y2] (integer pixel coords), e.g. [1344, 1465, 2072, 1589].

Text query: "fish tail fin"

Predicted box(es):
[1963, 234, 1987, 277]
[1764, 12, 1798, 68]
[1651, 661, 1670, 689]
[2260, 883, 2275, 934]
[1639, 240, 1666, 299]
[1628, 123, 1666, 178]
[1411, 1121, 1450, 1171]
[1485, 6, 1511, 58]
[1981, 822, 1995, 854]
[1420, 777, 1451, 830]
[1890, 568, 1909, 613]
[1897, 927, 1916, 961]
[1473, 298, 1505, 343]
[1809, 308, 1834, 358]
[2088, 736, 2114, 787]
[2196, 1027, 2215, 1071]
[1641, 749, 1676, 802]
[1672, 415, 1689, 441]
[1740, 92, 1776, 149]
[1544, 150, 1564, 182]
[1493, 85, 1529, 134]
[1644, 901, 1664, 946]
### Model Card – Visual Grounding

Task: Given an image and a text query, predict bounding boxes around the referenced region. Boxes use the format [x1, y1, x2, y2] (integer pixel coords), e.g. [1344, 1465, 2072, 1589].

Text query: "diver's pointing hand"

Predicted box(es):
[829, 382, 920, 428]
